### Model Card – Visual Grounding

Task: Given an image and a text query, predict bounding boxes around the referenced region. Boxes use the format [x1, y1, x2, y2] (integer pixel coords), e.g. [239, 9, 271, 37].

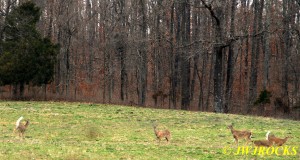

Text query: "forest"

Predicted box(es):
[0, 0, 300, 119]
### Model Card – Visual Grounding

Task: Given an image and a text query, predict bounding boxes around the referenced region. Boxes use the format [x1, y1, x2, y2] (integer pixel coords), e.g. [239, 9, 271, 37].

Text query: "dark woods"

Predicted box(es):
[0, 0, 300, 119]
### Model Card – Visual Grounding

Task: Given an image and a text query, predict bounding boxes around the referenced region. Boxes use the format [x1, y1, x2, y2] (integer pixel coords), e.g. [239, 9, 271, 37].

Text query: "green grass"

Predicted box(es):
[0, 101, 299, 159]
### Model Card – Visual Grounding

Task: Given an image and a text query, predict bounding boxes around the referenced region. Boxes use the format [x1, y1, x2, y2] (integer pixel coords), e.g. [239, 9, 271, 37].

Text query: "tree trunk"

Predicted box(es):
[225, 0, 237, 113]
[248, 0, 260, 111]
[168, 2, 177, 109]
[114, 0, 127, 101]
[153, 0, 163, 106]
[137, 0, 147, 106]
[46, 0, 54, 39]
[214, 2, 225, 113]
[200, 0, 226, 113]
[214, 46, 224, 113]
[263, 0, 271, 90]
[86, 0, 95, 81]
[170, 2, 180, 109]
[190, 3, 199, 102]
[282, 0, 291, 107]
[180, 0, 191, 110]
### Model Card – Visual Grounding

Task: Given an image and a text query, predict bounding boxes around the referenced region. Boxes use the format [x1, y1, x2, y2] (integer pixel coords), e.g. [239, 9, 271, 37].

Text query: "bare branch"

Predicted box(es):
[200, 0, 220, 25]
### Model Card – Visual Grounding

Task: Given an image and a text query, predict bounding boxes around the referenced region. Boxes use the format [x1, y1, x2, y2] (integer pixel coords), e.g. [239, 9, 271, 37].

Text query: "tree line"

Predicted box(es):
[0, 0, 300, 118]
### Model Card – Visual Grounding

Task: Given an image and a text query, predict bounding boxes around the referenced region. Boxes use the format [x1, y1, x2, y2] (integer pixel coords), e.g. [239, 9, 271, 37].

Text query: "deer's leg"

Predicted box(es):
[232, 135, 238, 145]
[245, 138, 250, 145]
[156, 137, 160, 143]
[165, 136, 170, 142]
[234, 137, 238, 146]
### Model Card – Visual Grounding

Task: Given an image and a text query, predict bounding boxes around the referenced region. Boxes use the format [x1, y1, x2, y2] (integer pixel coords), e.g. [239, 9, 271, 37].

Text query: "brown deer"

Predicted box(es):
[253, 140, 272, 147]
[228, 124, 252, 145]
[153, 124, 171, 143]
[14, 116, 30, 138]
[252, 131, 273, 147]
[267, 131, 291, 146]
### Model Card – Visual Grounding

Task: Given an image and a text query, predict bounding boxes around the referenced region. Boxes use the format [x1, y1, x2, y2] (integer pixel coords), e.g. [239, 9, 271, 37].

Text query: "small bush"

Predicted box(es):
[254, 90, 272, 105]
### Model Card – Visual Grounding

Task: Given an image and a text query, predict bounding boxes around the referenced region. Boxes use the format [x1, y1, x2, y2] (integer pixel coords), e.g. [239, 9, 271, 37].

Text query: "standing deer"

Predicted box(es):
[228, 124, 252, 145]
[266, 131, 291, 146]
[14, 116, 30, 138]
[153, 124, 171, 143]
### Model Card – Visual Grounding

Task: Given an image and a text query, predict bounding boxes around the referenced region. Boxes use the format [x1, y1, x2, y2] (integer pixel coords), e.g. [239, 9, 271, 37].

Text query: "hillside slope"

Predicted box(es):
[0, 101, 299, 159]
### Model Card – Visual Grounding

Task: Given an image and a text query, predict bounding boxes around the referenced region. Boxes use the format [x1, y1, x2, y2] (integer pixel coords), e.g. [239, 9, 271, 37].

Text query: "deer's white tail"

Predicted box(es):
[266, 131, 271, 140]
[16, 116, 24, 128]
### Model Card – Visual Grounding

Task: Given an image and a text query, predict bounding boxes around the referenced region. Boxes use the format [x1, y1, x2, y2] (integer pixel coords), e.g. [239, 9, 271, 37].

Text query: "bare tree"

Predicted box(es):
[248, 0, 264, 112]
[1, 0, 300, 119]
[200, 0, 226, 113]
[136, 0, 148, 106]
[224, 0, 237, 113]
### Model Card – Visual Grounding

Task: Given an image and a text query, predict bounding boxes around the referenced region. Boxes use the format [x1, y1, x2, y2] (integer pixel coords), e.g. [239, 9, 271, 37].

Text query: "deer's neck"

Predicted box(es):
[154, 128, 157, 134]
[230, 128, 235, 134]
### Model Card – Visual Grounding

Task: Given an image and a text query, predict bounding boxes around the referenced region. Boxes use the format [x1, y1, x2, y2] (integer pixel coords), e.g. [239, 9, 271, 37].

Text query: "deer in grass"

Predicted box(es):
[153, 124, 171, 143]
[228, 124, 252, 145]
[252, 131, 273, 147]
[266, 131, 291, 146]
[253, 140, 272, 147]
[13, 116, 30, 138]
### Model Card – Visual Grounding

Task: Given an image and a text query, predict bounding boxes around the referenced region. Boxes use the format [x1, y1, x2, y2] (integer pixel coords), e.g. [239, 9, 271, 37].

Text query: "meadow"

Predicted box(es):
[0, 101, 299, 159]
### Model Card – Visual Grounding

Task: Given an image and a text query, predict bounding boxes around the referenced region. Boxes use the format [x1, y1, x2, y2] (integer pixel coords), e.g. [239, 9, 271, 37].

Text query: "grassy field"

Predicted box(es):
[0, 101, 299, 160]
